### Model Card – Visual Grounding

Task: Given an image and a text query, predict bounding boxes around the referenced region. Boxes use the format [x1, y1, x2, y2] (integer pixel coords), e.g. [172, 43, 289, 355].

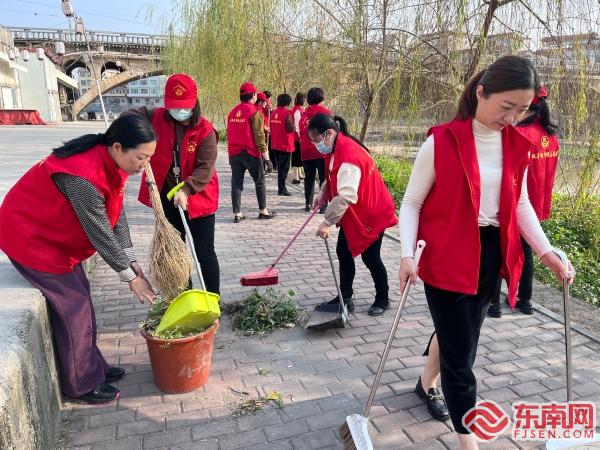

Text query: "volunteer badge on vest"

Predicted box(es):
[541, 135, 550, 149]
[187, 142, 196, 153]
[236, 110, 241, 118]
[173, 83, 187, 97]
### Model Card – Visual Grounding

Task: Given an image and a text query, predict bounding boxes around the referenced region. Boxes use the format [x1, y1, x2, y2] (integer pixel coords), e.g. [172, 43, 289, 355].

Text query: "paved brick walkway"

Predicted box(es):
[59, 148, 600, 450]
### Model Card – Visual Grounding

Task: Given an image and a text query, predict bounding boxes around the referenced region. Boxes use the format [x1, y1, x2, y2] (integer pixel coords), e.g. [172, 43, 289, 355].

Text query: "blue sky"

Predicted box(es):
[0, 0, 173, 35]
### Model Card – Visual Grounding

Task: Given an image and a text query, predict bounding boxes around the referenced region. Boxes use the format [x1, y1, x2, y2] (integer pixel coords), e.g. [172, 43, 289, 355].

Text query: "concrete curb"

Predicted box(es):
[0, 258, 61, 450]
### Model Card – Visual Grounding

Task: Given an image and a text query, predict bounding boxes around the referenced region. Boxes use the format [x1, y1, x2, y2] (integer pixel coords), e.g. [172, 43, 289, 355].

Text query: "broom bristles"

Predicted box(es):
[144, 166, 192, 301]
[339, 422, 357, 450]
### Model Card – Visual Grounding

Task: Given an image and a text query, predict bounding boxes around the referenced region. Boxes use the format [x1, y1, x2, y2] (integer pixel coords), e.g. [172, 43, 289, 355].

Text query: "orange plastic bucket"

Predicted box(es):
[141, 320, 219, 393]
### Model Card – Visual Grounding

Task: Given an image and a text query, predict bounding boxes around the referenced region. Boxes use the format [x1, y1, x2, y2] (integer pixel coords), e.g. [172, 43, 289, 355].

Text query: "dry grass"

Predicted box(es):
[144, 164, 191, 300]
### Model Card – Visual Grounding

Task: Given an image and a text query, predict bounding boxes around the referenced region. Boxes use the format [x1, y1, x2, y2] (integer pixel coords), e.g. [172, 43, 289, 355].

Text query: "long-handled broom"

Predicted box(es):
[339, 240, 426, 450]
[240, 202, 323, 286]
[143, 164, 192, 300]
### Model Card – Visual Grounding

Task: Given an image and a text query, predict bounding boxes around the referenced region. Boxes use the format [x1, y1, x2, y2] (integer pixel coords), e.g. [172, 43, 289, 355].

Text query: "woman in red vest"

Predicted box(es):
[0, 115, 157, 404]
[290, 92, 305, 184]
[134, 73, 221, 295]
[398, 56, 574, 449]
[309, 114, 398, 316]
[487, 85, 560, 317]
[270, 93, 296, 196]
[300, 87, 330, 212]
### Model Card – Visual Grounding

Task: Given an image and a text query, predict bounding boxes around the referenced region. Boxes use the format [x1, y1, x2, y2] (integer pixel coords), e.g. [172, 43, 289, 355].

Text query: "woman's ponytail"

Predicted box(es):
[455, 69, 486, 120]
[52, 133, 106, 158]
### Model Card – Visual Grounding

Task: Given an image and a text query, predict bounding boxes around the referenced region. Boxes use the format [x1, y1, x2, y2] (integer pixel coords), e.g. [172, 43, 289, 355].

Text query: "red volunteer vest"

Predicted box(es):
[325, 133, 398, 257]
[0, 144, 127, 273]
[227, 102, 261, 159]
[299, 104, 331, 161]
[517, 119, 559, 221]
[417, 118, 531, 308]
[291, 105, 303, 141]
[270, 107, 294, 152]
[138, 108, 219, 219]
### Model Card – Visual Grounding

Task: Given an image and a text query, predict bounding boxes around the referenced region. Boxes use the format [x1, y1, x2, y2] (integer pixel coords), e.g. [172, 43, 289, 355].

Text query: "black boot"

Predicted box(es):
[415, 377, 449, 421]
[516, 299, 534, 315]
[315, 295, 355, 313]
[487, 301, 502, 318]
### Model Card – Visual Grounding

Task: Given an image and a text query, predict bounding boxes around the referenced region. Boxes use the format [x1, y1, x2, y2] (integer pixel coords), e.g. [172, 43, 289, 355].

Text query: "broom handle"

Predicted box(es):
[269, 202, 322, 269]
[178, 205, 207, 292]
[363, 240, 426, 417]
[324, 237, 348, 318]
[554, 248, 573, 401]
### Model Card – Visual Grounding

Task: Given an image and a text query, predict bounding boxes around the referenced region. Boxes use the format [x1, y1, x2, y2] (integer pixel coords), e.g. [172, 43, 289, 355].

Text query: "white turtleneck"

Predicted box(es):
[399, 119, 552, 258]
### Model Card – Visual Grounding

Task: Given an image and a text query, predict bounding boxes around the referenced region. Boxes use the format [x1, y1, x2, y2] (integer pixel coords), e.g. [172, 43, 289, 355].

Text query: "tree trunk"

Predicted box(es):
[463, 0, 499, 83]
[359, 94, 374, 142]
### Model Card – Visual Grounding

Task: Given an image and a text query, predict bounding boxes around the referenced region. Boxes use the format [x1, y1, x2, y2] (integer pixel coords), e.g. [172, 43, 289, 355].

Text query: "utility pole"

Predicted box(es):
[61, 0, 109, 127]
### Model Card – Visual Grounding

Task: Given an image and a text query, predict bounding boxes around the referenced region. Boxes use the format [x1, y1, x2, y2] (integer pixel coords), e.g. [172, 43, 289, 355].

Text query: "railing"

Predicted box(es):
[9, 27, 167, 47]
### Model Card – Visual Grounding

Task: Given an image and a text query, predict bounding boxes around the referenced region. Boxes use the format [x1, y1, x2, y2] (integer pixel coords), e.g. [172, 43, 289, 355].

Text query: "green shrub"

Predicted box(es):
[374, 155, 600, 306]
[537, 194, 600, 305]
[374, 154, 413, 206]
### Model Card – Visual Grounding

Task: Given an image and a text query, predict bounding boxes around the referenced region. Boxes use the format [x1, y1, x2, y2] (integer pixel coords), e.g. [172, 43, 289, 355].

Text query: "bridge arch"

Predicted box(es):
[72, 68, 164, 116]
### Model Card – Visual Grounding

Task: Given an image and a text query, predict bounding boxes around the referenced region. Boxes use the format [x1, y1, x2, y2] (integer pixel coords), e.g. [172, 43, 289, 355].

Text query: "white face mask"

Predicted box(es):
[168, 108, 193, 122]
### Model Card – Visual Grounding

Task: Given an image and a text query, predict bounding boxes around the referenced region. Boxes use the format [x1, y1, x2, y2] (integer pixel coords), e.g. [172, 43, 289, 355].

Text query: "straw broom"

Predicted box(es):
[143, 163, 192, 300]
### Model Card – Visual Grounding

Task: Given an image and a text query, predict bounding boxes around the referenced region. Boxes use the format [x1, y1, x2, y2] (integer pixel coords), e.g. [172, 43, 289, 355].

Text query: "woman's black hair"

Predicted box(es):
[517, 98, 559, 135]
[189, 101, 202, 127]
[240, 92, 254, 102]
[263, 90, 272, 99]
[455, 55, 540, 120]
[306, 87, 325, 105]
[52, 115, 155, 158]
[308, 113, 370, 153]
[277, 93, 292, 107]
[294, 92, 305, 106]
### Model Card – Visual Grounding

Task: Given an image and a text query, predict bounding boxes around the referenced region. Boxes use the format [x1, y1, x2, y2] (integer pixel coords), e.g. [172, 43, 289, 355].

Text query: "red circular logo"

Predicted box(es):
[462, 401, 510, 441]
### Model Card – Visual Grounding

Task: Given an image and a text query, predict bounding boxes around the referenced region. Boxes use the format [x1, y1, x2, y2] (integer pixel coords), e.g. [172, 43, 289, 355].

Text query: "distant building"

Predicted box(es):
[71, 69, 165, 119]
[0, 26, 25, 109]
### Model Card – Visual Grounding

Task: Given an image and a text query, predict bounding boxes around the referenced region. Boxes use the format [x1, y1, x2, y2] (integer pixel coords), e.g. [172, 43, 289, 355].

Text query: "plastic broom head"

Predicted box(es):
[240, 267, 279, 286]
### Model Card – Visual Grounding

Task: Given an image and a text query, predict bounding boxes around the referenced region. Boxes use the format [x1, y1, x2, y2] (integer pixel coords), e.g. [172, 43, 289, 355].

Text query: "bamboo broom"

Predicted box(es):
[143, 163, 192, 300]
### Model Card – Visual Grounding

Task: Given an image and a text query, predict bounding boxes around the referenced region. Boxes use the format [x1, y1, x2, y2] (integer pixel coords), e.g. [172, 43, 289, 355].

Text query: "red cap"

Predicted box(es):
[240, 82, 257, 95]
[256, 92, 267, 102]
[531, 85, 548, 105]
[164, 74, 197, 109]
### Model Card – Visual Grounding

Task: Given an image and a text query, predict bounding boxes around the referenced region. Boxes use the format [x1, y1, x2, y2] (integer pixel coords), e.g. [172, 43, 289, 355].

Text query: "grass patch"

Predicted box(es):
[222, 288, 299, 334]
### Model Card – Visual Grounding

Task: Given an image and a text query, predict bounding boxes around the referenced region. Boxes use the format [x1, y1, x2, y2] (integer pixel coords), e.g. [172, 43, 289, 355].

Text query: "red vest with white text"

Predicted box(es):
[138, 108, 219, 219]
[325, 133, 398, 257]
[270, 107, 294, 152]
[416, 118, 531, 307]
[227, 102, 261, 158]
[517, 119, 559, 221]
[299, 104, 331, 161]
[0, 144, 127, 273]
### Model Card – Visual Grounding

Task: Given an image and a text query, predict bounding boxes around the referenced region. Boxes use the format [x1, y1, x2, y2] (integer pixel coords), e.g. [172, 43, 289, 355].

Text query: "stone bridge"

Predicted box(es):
[10, 27, 167, 116]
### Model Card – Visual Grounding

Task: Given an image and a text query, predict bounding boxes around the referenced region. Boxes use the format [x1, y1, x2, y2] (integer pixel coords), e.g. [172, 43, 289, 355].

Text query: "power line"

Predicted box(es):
[12, 0, 157, 27]
[0, 7, 61, 18]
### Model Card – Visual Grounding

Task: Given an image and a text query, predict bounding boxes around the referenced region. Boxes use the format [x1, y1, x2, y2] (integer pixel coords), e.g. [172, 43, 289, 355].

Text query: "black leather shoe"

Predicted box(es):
[415, 377, 449, 421]
[305, 205, 311, 212]
[105, 366, 125, 383]
[258, 211, 277, 219]
[278, 189, 292, 196]
[517, 299, 534, 315]
[71, 383, 120, 405]
[487, 302, 502, 318]
[292, 179, 301, 184]
[233, 214, 246, 223]
[319, 205, 327, 214]
[368, 303, 388, 316]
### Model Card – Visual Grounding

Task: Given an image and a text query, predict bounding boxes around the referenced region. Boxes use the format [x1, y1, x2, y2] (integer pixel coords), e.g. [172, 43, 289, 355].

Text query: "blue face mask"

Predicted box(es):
[168, 108, 193, 122]
[314, 132, 332, 154]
